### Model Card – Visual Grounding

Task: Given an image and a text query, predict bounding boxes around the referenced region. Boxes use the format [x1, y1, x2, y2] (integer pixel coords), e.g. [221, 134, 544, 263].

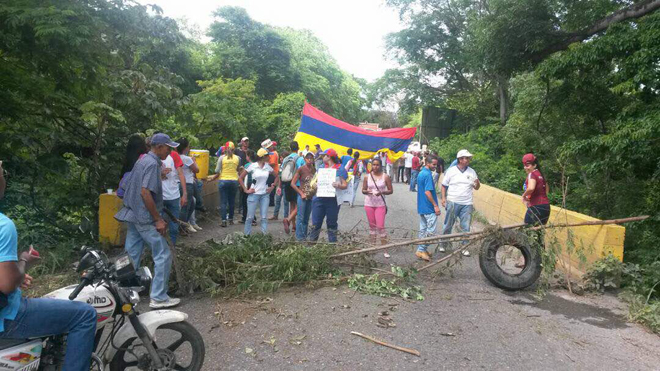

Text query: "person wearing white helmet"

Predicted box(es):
[440, 149, 480, 256]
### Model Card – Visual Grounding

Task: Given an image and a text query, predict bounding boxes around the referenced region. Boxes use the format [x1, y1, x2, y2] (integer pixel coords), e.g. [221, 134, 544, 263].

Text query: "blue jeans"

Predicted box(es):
[179, 183, 195, 223]
[418, 213, 438, 252]
[410, 170, 420, 191]
[0, 297, 97, 371]
[125, 222, 173, 301]
[162, 198, 180, 245]
[194, 179, 205, 210]
[351, 176, 361, 206]
[273, 189, 289, 218]
[309, 197, 340, 242]
[244, 193, 270, 235]
[295, 195, 313, 241]
[442, 201, 473, 248]
[218, 180, 238, 221]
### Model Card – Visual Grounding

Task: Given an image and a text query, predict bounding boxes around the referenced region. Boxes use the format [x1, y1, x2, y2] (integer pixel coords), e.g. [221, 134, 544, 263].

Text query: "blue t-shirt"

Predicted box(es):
[340, 155, 352, 170]
[295, 157, 306, 187]
[417, 167, 438, 215]
[0, 213, 21, 333]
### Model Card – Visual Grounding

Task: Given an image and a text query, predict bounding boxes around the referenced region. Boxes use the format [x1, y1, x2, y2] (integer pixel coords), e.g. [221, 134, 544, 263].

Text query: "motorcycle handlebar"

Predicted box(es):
[69, 276, 91, 300]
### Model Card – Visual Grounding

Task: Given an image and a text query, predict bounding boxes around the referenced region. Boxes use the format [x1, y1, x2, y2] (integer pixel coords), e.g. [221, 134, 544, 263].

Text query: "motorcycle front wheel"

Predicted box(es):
[110, 321, 205, 371]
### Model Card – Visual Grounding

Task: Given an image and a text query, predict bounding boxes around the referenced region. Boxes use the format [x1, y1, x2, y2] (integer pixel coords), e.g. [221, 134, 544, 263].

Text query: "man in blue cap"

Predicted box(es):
[115, 133, 180, 308]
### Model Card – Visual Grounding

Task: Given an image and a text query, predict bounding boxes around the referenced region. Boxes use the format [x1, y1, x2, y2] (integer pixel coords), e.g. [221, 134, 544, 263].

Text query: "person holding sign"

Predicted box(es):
[239, 148, 280, 235]
[308, 149, 348, 242]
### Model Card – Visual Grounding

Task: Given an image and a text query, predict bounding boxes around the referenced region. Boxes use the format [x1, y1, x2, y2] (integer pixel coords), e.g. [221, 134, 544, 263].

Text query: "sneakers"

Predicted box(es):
[383, 252, 391, 258]
[228, 219, 234, 225]
[191, 224, 203, 231]
[462, 250, 471, 257]
[221, 220, 227, 228]
[268, 216, 278, 220]
[150, 297, 181, 309]
[415, 250, 430, 262]
[435, 246, 446, 253]
[184, 223, 197, 233]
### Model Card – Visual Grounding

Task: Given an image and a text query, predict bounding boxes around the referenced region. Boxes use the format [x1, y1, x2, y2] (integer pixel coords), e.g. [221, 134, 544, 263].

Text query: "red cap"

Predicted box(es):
[323, 149, 338, 157]
[272, 141, 277, 146]
[522, 153, 536, 164]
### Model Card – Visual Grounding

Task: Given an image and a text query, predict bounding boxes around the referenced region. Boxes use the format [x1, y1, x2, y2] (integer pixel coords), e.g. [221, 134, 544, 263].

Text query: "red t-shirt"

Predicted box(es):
[525, 169, 549, 206]
[412, 156, 421, 171]
[169, 151, 183, 168]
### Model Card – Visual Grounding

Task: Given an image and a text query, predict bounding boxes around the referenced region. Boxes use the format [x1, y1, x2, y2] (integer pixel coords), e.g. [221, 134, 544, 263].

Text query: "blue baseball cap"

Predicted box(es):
[151, 133, 179, 148]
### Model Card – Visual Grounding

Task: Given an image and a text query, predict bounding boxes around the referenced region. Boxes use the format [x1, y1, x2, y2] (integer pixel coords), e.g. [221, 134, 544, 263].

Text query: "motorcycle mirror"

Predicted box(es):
[77, 251, 97, 273]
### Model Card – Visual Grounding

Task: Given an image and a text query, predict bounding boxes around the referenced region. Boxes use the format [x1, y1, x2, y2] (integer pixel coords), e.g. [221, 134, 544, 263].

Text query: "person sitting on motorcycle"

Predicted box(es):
[0, 161, 97, 371]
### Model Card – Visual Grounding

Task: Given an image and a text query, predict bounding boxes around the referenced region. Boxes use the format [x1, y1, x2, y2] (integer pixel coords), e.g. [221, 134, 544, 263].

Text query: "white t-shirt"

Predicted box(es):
[181, 155, 195, 184]
[442, 165, 479, 205]
[404, 153, 414, 168]
[246, 162, 274, 195]
[162, 155, 181, 201]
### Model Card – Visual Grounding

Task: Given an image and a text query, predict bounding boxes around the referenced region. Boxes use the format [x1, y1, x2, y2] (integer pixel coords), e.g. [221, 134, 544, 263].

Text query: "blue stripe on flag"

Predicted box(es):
[299, 115, 413, 153]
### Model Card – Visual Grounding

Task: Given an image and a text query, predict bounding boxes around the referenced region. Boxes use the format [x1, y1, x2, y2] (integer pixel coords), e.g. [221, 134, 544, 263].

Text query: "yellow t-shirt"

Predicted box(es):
[217, 155, 240, 180]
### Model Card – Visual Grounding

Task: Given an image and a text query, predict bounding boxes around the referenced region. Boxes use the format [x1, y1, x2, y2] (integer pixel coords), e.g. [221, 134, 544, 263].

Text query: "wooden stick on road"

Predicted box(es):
[331, 216, 649, 259]
[350, 331, 421, 357]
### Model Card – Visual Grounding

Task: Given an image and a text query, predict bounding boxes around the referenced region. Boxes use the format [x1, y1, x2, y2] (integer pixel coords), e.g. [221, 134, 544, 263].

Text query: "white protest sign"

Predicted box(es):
[316, 168, 337, 197]
[336, 176, 354, 205]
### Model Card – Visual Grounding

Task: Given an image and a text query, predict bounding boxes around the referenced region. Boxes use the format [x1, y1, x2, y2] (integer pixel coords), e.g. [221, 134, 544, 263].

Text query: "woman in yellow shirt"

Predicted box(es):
[211, 141, 241, 227]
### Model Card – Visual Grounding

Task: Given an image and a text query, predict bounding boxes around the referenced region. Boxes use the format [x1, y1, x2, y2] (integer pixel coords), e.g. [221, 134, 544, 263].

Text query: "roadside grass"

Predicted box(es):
[584, 255, 660, 334]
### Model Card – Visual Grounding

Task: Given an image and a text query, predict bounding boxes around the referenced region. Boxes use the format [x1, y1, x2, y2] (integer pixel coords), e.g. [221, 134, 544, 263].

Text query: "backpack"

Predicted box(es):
[280, 154, 299, 182]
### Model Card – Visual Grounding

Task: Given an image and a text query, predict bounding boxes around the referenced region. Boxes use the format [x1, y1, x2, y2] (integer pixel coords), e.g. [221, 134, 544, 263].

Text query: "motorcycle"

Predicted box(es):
[0, 247, 205, 370]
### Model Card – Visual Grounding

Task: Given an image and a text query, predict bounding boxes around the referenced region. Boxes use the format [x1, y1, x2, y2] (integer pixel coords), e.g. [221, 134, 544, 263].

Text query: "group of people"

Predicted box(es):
[0, 131, 552, 371]
[414, 149, 550, 262]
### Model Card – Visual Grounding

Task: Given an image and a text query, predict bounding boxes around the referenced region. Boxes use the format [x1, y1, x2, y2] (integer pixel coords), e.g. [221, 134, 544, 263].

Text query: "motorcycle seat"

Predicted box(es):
[0, 338, 29, 350]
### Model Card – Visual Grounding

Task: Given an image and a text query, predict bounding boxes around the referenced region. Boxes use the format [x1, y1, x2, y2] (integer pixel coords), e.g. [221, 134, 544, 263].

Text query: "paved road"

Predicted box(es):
[174, 183, 660, 370]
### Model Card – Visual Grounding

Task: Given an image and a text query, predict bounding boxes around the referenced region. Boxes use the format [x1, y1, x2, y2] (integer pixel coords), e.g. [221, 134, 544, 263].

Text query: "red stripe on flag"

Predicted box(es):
[302, 103, 416, 140]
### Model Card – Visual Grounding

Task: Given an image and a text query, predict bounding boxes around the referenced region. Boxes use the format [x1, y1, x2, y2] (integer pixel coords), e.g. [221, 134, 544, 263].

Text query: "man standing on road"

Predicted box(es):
[410, 152, 421, 192]
[404, 151, 414, 184]
[235, 137, 250, 222]
[440, 149, 480, 256]
[415, 156, 440, 262]
[115, 133, 180, 309]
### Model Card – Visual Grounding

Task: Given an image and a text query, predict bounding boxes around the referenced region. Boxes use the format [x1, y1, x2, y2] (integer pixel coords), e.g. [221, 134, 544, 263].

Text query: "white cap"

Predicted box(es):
[456, 149, 473, 158]
[241, 137, 249, 142]
[261, 139, 273, 148]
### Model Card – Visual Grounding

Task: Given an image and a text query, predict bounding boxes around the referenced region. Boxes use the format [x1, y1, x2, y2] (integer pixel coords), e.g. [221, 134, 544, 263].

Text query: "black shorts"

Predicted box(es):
[524, 204, 551, 225]
[283, 182, 298, 203]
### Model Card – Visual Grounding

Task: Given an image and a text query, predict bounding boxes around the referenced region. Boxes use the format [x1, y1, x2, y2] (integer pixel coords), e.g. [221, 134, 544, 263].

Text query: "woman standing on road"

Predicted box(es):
[362, 158, 393, 257]
[211, 141, 241, 227]
[240, 148, 279, 235]
[521, 153, 551, 225]
[291, 152, 316, 241]
[308, 149, 348, 242]
[176, 138, 199, 232]
[347, 151, 364, 207]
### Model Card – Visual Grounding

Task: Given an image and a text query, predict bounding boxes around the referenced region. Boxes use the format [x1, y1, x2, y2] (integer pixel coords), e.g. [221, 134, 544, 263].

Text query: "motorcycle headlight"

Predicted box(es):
[137, 267, 153, 288]
[128, 289, 140, 305]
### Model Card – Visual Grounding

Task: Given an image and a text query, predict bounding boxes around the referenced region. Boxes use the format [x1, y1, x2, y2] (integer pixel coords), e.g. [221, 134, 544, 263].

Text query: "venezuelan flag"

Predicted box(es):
[294, 103, 417, 161]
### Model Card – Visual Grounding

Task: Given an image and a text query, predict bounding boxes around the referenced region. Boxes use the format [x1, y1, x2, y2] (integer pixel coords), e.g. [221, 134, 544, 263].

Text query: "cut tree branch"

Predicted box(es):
[531, 0, 660, 63]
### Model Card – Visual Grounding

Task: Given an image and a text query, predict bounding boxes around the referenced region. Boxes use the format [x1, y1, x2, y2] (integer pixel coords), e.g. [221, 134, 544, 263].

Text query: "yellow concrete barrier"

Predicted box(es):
[99, 193, 126, 246]
[99, 180, 220, 246]
[473, 184, 625, 277]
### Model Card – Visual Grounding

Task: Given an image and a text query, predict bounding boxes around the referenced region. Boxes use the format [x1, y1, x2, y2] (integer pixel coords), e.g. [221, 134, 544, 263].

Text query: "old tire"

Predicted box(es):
[478, 230, 542, 291]
[110, 321, 205, 371]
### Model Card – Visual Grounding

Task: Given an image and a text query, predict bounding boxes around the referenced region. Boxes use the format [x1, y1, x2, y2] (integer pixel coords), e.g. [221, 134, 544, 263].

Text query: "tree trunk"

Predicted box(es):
[531, 0, 660, 63]
[498, 76, 509, 124]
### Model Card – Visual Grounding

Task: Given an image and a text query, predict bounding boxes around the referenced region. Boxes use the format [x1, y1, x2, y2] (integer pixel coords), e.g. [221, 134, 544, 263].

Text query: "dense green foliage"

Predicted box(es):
[0, 1, 366, 248]
[382, 0, 659, 269]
